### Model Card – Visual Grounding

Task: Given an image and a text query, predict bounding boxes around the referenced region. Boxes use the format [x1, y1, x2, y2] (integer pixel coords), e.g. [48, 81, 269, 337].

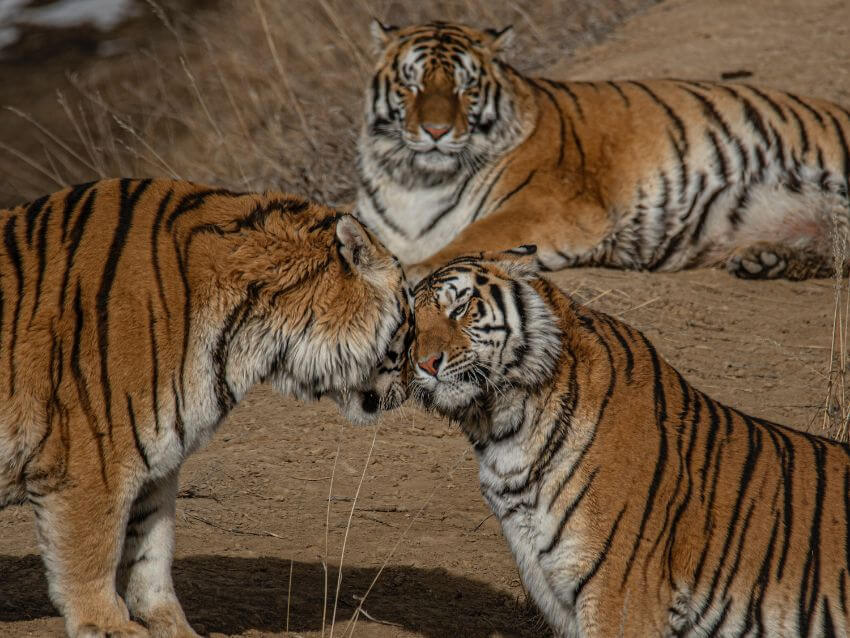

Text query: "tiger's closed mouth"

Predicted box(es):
[419, 148, 455, 156]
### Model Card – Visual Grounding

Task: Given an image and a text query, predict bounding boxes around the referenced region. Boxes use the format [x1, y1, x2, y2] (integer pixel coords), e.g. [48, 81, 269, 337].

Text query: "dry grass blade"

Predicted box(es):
[343, 595, 402, 628]
[144, 0, 178, 37]
[322, 419, 345, 638]
[286, 557, 294, 635]
[317, 0, 369, 79]
[182, 510, 285, 538]
[617, 296, 660, 316]
[813, 225, 850, 440]
[342, 449, 470, 638]
[253, 0, 317, 152]
[6, 106, 101, 176]
[0, 141, 65, 189]
[111, 115, 181, 179]
[471, 512, 495, 532]
[582, 288, 612, 306]
[329, 423, 381, 637]
[42, 145, 66, 186]
[179, 56, 224, 141]
[55, 91, 107, 178]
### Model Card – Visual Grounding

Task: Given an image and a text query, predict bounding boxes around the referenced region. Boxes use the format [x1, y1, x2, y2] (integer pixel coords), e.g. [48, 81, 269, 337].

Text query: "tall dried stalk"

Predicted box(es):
[818, 224, 850, 440]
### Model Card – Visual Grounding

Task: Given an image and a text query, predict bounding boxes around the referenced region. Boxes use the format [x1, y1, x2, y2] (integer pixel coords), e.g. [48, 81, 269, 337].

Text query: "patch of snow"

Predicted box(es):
[0, 0, 29, 23]
[0, 0, 27, 48]
[16, 0, 140, 31]
[0, 0, 141, 55]
[0, 25, 18, 49]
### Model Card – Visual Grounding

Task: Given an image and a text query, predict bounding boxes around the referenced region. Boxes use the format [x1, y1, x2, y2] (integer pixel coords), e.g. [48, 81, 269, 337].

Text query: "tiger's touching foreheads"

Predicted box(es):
[0, 178, 410, 638]
[412, 249, 850, 637]
[357, 21, 850, 283]
[340, 279, 415, 424]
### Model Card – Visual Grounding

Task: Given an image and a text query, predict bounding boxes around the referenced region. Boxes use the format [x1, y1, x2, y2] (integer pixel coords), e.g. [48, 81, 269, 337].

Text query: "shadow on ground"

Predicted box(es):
[0, 554, 543, 637]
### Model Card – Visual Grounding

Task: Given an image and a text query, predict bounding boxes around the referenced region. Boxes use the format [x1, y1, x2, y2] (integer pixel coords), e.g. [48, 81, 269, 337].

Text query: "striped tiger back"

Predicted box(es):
[411, 248, 850, 636]
[0, 178, 409, 638]
[358, 21, 850, 283]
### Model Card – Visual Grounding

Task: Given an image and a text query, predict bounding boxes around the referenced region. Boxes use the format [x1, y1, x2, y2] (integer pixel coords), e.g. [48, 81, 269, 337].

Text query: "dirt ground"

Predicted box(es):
[2, 0, 850, 636]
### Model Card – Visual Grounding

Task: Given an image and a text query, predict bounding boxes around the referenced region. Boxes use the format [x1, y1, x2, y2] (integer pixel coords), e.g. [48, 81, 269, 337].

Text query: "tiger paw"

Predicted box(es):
[76, 620, 150, 638]
[727, 242, 834, 280]
[146, 621, 203, 638]
[726, 244, 789, 279]
[727, 249, 786, 279]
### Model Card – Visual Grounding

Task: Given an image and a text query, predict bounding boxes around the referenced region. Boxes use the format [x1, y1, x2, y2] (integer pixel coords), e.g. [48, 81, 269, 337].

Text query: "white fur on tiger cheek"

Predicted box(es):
[510, 283, 561, 386]
[416, 367, 482, 412]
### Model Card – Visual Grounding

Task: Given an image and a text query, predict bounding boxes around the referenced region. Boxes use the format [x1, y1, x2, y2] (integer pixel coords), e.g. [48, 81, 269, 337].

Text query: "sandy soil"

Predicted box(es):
[2, 1, 849, 636]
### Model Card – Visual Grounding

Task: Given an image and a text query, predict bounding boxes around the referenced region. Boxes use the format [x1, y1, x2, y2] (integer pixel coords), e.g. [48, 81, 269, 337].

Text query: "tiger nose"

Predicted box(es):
[422, 123, 451, 140]
[417, 353, 444, 376]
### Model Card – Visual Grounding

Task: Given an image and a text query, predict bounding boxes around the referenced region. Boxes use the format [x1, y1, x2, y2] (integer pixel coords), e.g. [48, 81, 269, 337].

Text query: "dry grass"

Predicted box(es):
[815, 229, 850, 440]
[0, 0, 656, 207]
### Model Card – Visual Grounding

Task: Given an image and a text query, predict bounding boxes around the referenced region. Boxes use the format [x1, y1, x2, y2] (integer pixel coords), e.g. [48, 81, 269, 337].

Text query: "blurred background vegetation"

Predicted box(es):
[0, 0, 657, 207]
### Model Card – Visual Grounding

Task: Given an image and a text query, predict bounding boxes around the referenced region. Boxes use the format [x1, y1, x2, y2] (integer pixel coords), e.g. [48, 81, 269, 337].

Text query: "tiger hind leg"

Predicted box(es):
[724, 172, 850, 280]
[118, 470, 200, 638]
[725, 241, 839, 280]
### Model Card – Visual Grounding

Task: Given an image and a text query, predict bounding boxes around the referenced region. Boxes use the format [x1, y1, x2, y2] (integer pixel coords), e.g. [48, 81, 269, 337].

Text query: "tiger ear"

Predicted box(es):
[483, 25, 514, 53]
[483, 244, 539, 279]
[370, 18, 399, 54]
[336, 214, 379, 272]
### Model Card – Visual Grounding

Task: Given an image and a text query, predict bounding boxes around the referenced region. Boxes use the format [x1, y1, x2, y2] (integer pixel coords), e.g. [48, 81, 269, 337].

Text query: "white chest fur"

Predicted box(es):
[481, 456, 584, 637]
[356, 164, 503, 264]
[476, 409, 588, 636]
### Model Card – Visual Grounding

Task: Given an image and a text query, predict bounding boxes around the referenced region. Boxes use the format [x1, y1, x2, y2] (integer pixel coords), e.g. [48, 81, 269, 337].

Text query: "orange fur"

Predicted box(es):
[0, 178, 409, 637]
[357, 22, 850, 283]
[411, 250, 850, 636]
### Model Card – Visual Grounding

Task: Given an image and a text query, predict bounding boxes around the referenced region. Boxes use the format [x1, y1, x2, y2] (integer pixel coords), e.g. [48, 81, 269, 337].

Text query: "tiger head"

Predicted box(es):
[335, 279, 415, 425]
[362, 21, 527, 186]
[410, 246, 561, 425]
[302, 215, 414, 425]
[208, 204, 412, 425]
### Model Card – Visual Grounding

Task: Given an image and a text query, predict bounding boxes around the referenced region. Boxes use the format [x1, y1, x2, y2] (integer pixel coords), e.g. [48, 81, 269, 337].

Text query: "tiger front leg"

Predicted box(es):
[32, 465, 148, 637]
[572, 579, 674, 638]
[405, 198, 610, 285]
[119, 470, 199, 638]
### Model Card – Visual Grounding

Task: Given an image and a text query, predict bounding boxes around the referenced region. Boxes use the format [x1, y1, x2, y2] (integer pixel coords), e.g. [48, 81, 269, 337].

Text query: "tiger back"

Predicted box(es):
[411, 248, 850, 637]
[357, 21, 850, 282]
[0, 178, 410, 638]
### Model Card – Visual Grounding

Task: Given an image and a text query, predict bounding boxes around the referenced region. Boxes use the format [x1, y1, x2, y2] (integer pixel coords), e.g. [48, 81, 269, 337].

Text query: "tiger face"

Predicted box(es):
[364, 20, 519, 186]
[334, 281, 414, 424]
[410, 246, 560, 421]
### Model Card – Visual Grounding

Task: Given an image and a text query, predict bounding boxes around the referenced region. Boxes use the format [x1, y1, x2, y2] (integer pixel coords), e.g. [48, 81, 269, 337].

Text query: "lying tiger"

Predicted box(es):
[0, 179, 411, 638]
[411, 247, 850, 636]
[357, 21, 850, 282]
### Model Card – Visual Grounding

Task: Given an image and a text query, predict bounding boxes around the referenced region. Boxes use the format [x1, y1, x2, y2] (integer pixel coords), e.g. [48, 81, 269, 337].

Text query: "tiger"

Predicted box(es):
[0, 178, 412, 638]
[356, 20, 850, 283]
[410, 246, 850, 637]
